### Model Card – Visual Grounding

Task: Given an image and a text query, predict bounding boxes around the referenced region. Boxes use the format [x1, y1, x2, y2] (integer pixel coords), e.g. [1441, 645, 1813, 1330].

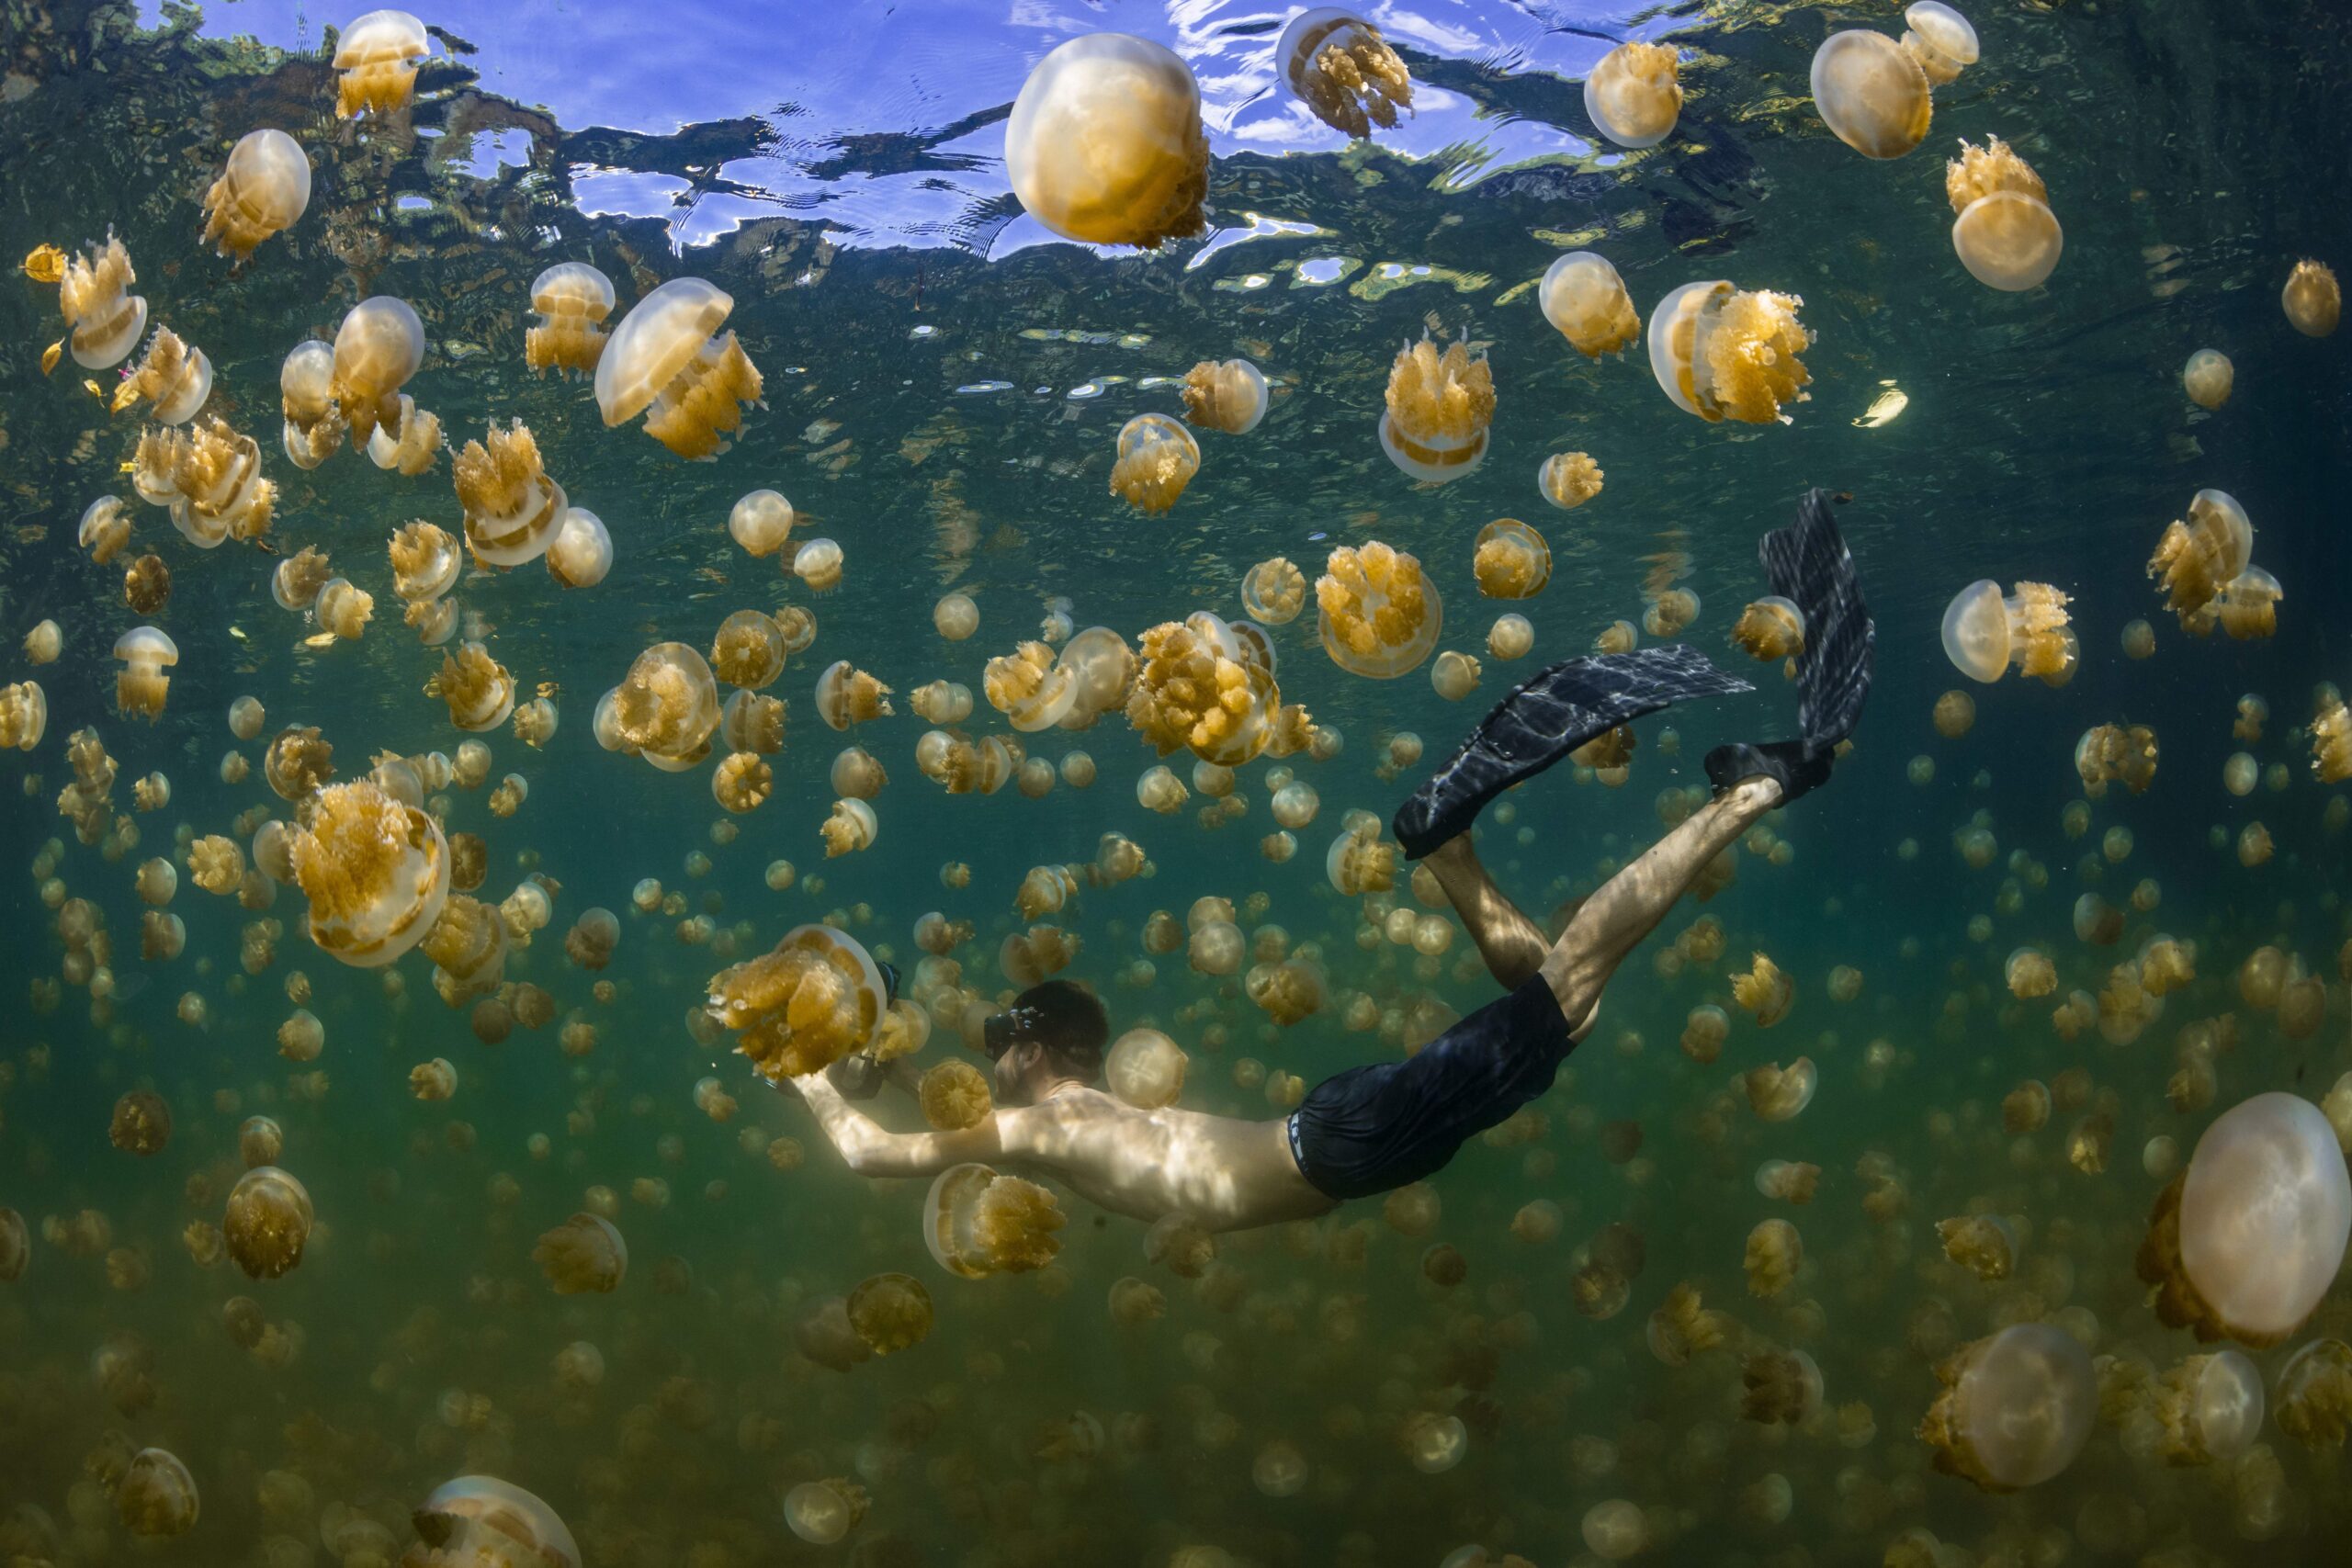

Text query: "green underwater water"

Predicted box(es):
[0, 0, 2349, 1564]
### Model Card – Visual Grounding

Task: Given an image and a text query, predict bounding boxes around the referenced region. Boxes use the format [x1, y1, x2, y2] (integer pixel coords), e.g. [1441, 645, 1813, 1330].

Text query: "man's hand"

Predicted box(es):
[828, 1054, 887, 1101]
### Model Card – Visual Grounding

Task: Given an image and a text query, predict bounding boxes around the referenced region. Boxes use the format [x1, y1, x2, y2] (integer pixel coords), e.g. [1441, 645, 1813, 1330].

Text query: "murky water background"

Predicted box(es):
[1, 0, 2349, 1563]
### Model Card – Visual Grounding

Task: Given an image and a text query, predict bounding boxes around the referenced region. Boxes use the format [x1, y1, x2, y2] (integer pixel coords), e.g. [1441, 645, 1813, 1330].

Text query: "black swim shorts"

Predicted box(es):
[1285, 975, 1576, 1201]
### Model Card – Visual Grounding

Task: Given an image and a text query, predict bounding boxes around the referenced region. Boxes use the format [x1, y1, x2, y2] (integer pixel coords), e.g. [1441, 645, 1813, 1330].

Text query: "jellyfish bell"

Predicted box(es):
[115, 327, 213, 424]
[1540, 252, 1641, 356]
[923, 1162, 1068, 1279]
[332, 296, 424, 442]
[784, 1478, 870, 1547]
[1939, 579, 2075, 684]
[2148, 489, 2254, 618]
[1106, 1028, 1188, 1109]
[2281, 260, 2341, 338]
[334, 9, 430, 118]
[2182, 348, 2233, 410]
[200, 129, 311, 258]
[1379, 333, 1494, 481]
[1473, 518, 1552, 600]
[1110, 412, 1201, 513]
[223, 1166, 313, 1279]
[1946, 136, 2062, 291]
[1004, 32, 1208, 249]
[1277, 8, 1412, 138]
[1182, 357, 1270, 434]
[728, 489, 795, 558]
[1920, 1322, 2096, 1490]
[111, 626, 177, 719]
[411, 1476, 580, 1568]
[1901, 2, 1979, 84]
[1538, 450, 1604, 510]
[706, 923, 888, 1081]
[1583, 40, 1682, 149]
[2216, 567, 2281, 641]
[1647, 279, 1812, 424]
[594, 276, 763, 460]
[60, 233, 148, 369]
[1811, 29, 1932, 160]
[525, 262, 616, 376]
[1317, 542, 1442, 678]
[119, 1448, 199, 1537]
[290, 780, 450, 966]
[545, 507, 613, 589]
[2141, 1092, 2352, 1348]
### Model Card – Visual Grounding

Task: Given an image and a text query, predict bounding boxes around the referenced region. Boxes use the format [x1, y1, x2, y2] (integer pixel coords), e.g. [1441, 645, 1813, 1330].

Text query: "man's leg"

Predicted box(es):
[1537, 774, 1781, 1030]
[1419, 834, 1549, 989]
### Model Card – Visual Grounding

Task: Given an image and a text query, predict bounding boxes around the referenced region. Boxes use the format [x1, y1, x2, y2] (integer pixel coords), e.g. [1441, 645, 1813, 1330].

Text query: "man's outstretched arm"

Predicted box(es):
[795, 1068, 1002, 1179]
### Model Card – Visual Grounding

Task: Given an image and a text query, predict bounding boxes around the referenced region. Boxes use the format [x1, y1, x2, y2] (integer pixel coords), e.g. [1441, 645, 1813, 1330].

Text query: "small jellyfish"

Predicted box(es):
[2313, 692, 2352, 784]
[78, 494, 132, 563]
[410, 1477, 580, 1568]
[59, 232, 147, 368]
[2005, 948, 2056, 999]
[1538, 450, 1604, 510]
[985, 640, 1080, 731]
[924, 1162, 1068, 1278]
[1473, 518, 1552, 600]
[1937, 1213, 2017, 1280]
[785, 1478, 871, 1547]
[1004, 33, 1208, 249]
[366, 392, 442, 475]
[113, 326, 212, 424]
[315, 577, 373, 640]
[2272, 1338, 2352, 1448]
[2215, 568, 2281, 641]
[1487, 614, 1534, 661]
[533, 1212, 628, 1294]
[223, 1166, 313, 1279]
[1404, 1412, 1468, 1472]
[1380, 333, 1495, 481]
[333, 9, 429, 118]
[1745, 1217, 1802, 1296]
[1731, 952, 1794, 1027]
[332, 295, 424, 447]
[1946, 135, 2063, 292]
[1811, 29, 1932, 160]
[1940, 580, 2076, 684]
[436, 643, 516, 733]
[546, 507, 612, 589]
[199, 129, 311, 258]
[711, 752, 774, 815]
[2182, 348, 2233, 410]
[920, 1059, 993, 1131]
[1278, 9, 1412, 138]
[1540, 252, 1641, 355]
[1919, 1323, 2096, 1490]
[1182, 357, 1269, 434]
[595, 277, 763, 459]
[112, 626, 177, 720]
[1932, 689, 1975, 737]
[706, 924, 888, 1081]
[525, 262, 616, 376]
[1326, 819, 1398, 897]
[847, 1271, 934, 1353]
[2139, 1092, 2352, 1348]
[290, 780, 451, 965]
[1318, 542, 1442, 677]
[1110, 412, 1201, 513]
[1107, 1028, 1188, 1109]
[0, 680, 46, 751]
[109, 1089, 172, 1156]
[1583, 41, 1682, 149]
[932, 591, 978, 640]
[2074, 723, 2158, 796]
[119, 1448, 199, 1537]
[793, 536, 844, 591]
[2148, 489, 2253, 621]
[280, 339, 343, 468]
[1648, 280, 1813, 423]
[2153, 1350, 2266, 1465]
[1745, 1057, 1816, 1120]
[820, 798, 878, 857]
[814, 660, 894, 730]
[2282, 259, 2341, 338]
[1902, 2, 1979, 83]
[1241, 557, 1306, 625]
[1729, 596, 1805, 662]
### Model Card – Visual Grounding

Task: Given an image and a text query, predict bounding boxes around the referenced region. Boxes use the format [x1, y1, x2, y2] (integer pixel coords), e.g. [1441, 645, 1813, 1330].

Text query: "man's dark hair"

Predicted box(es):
[988, 979, 1108, 1075]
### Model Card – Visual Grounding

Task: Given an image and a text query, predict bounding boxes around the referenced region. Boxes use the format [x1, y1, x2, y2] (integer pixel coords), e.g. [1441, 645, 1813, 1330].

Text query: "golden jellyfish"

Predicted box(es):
[1649, 279, 1813, 424]
[721, 690, 786, 754]
[1540, 252, 1640, 355]
[0, 1207, 25, 1280]
[2005, 947, 2056, 999]
[712, 609, 787, 691]
[79, 493, 132, 563]
[410, 1477, 581, 1568]
[1277, 9, 1412, 138]
[1745, 1057, 1816, 1121]
[2151, 1350, 2266, 1465]
[1327, 818, 1397, 896]
[2216, 567, 2281, 640]
[1811, 29, 1931, 159]
[1182, 356, 1270, 434]
[59, 232, 147, 368]
[1680, 1003, 1729, 1063]
[820, 798, 877, 856]
[111, 626, 177, 719]
[291, 779, 451, 966]
[0, 680, 45, 751]
[333, 9, 428, 117]
[533, 1212, 628, 1294]
[2140, 1092, 2352, 1348]
[595, 276, 763, 459]
[1745, 1218, 1802, 1296]
[108, 1089, 171, 1156]
[513, 697, 558, 749]
[1931, 689, 1975, 739]
[848, 1271, 934, 1354]
[985, 640, 1080, 731]
[2312, 692, 2352, 783]
[1583, 40, 1681, 149]
[1380, 333, 1495, 481]
[388, 520, 460, 604]
[1939, 580, 2076, 684]
[614, 642, 721, 766]
[712, 752, 774, 815]
[1430, 649, 1481, 701]
[1109, 412, 1201, 513]
[784, 1479, 871, 1547]
[1729, 596, 1805, 662]
[270, 545, 330, 613]
[2075, 722, 2158, 796]
[1920, 1323, 2096, 1490]
[130, 415, 276, 546]
[2282, 259, 2341, 337]
[113, 326, 212, 424]
[2182, 348, 2233, 410]
[929, 590, 980, 642]
[331, 295, 423, 446]
[199, 128, 310, 258]
[119, 1448, 199, 1537]
[1755, 1159, 1820, 1205]
[1732, 952, 1793, 1026]
[1937, 1213, 2017, 1280]
[278, 337, 344, 469]
[814, 660, 893, 730]
[1318, 541, 1442, 677]
[223, 1166, 312, 1279]
[1404, 1412, 1469, 1473]
[316, 577, 373, 640]
[1004, 33, 1207, 248]
[2273, 1339, 2352, 1447]
[1902, 2, 1980, 83]
[1473, 517, 1552, 599]
[1487, 614, 1534, 661]
[924, 1162, 1067, 1278]
[525, 261, 616, 376]
[2236, 820, 2272, 867]
[706, 924, 886, 1081]
[1126, 615, 1278, 763]
[1106, 1028, 1188, 1109]
[1240, 557, 1306, 626]
[454, 419, 567, 567]
[265, 725, 334, 800]
[1538, 449, 1604, 510]
[920, 1059, 993, 1132]
[830, 746, 887, 799]
[435, 643, 516, 734]
[546, 507, 612, 589]
[1947, 136, 2063, 291]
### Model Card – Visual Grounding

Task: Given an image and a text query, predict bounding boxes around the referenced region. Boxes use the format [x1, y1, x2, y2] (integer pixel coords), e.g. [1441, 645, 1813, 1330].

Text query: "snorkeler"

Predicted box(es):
[792, 491, 1873, 1231]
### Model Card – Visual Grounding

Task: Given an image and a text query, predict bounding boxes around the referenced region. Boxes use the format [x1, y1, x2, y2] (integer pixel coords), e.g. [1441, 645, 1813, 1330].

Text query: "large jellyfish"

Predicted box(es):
[1109, 412, 1201, 513]
[199, 129, 311, 258]
[408, 1476, 580, 1568]
[1540, 251, 1641, 355]
[58, 233, 147, 368]
[1939, 580, 2076, 684]
[1276, 9, 1412, 139]
[594, 277, 763, 459]
[525, 262, 616, 376]
[1125, 614, 1279, 763]
[705, 924, 888, 1081]
[1004, 33, 1209, 248]
[923, 1162, 1067, 1278]
[1901, 3, 1979, 84]
[1182, 357, 1269, 434]
[289, 779, 450, 965]
[1583, 41, 1682, 149]
[331, 295, 424, 447]
[1380, 333, 1495, 481]
[2147, 489, 2252, 621]
[333, 10, 429, 118]
[1317, 542, 1442, 677]
[1947, 137, 2062, 291]
[1811, 29, 1932, 159]
[1918, 1323, 2096, 1490]
[1648, 281, 1812, 423]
